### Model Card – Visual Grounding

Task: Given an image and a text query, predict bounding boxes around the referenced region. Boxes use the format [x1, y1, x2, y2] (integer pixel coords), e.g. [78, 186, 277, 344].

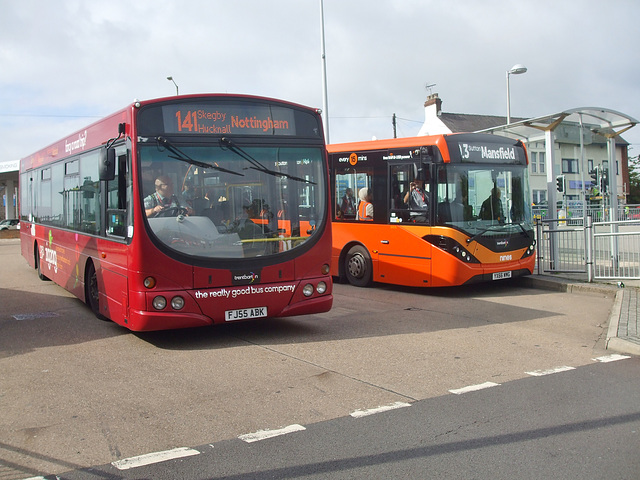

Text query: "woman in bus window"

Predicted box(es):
[357, 188, 373, 221]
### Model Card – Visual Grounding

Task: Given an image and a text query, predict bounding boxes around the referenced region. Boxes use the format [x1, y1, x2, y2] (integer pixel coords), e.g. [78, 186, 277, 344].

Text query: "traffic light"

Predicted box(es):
[589, 167, 599, 187]
[601, 169, 608, 194]
[556, 174, 565, 193]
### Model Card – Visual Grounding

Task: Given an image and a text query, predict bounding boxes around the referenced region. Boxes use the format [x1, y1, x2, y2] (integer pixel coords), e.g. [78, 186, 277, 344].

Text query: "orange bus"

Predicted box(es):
[20, 94, 332, 331]
[328, 133, 535, 287]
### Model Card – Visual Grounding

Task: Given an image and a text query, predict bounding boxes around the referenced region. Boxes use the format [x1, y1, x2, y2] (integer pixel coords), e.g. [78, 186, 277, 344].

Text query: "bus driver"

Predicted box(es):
[144, 175, 191, 216]
[404, 178, 428, 222]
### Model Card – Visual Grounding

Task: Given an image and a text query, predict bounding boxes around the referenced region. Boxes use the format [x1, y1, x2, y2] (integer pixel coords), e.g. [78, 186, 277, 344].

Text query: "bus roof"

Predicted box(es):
[20, 93, 323, 172]
[326, 134, 447, 153]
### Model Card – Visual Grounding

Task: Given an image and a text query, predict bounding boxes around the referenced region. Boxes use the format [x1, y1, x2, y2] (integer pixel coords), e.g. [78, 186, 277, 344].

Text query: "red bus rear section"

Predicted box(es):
[20, 95, 332, 331]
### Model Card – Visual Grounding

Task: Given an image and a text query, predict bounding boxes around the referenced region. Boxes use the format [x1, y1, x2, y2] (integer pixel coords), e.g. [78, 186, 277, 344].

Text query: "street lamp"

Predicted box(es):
[506, 64, 527, 124]
[167, 76, 179, 96]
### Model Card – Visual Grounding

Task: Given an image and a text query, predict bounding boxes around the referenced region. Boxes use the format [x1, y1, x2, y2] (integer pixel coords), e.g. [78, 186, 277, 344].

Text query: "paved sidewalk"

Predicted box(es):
[519, 273, 640, 357]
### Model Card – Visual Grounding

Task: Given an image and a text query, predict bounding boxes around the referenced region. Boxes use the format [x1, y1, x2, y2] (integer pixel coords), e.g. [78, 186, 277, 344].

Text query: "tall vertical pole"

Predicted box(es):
[578, 114, 587, 217]
[607, 136, 619, 273]
[319, 0, 330, 143]
[506, 71, 512, 125]
[545, 129, 559, 270]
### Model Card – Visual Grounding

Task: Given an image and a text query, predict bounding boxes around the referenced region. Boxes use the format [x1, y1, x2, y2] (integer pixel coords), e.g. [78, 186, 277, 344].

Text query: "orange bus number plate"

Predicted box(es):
[492, 271, 512, 280]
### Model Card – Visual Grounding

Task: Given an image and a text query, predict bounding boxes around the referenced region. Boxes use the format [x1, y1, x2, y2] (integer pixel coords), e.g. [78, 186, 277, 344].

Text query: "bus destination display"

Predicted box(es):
[456, 141, 522, 164]
[161, 104, 297, 136]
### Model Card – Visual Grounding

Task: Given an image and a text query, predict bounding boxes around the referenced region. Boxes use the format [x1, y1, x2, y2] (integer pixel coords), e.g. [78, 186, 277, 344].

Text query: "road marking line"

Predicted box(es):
[239, 424, 306, 443]
[350, 401, 411, 418]
[111, 447, 200, 470]
[449, 381, 500, 395]
[12, 312, 60, 321]
[593, 354, 631, 363]
[526, 366, 576, 376]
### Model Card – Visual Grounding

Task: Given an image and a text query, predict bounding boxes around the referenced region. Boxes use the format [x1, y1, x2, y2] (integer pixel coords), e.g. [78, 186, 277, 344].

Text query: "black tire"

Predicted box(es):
[344, 245, 373, 287]
[85, 262, 109, 321]
[35, 244, 50, 281]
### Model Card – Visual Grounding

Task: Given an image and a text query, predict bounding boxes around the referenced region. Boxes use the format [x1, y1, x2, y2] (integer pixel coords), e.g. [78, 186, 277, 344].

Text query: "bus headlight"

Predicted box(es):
[316, 281, 327, 294]
[152, 296, 167, 310]
[302, 283, 314, 297]
[171, 296, 185, 310]
[424, 235, 480, 264]
[521, 240, 537, 259]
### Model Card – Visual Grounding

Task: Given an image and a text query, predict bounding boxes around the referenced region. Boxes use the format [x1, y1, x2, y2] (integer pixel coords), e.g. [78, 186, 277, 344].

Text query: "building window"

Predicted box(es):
[530, 151, 545, 174]
[532, 189, 547, 205]
[562, 158, 579, 174]
[530, 152, 537, 173]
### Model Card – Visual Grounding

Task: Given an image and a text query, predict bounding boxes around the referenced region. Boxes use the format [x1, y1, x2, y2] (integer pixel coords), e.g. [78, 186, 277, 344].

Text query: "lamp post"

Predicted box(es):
[167, 76, 179, 96]
[319, 0, 330, 143]
[506, 64, 527, 124]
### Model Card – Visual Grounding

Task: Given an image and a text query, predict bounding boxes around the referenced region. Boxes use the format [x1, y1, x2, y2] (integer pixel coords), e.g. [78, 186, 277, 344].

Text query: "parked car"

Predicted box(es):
[0, 218, 20, 230]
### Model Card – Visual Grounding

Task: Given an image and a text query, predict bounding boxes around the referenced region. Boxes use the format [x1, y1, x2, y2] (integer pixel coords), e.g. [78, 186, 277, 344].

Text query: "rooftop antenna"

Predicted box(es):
[425, 83, 436, 95]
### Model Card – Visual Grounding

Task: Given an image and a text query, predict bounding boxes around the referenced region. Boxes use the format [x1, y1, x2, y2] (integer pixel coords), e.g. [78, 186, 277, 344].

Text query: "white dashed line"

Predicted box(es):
[593, 354, 631, 363]
[526, 365, 576, 376]
[239, 424, 306, 443]
[111, 447, 200, 470]
[449, 381, 500, 395]
[350, 401, 411, 418]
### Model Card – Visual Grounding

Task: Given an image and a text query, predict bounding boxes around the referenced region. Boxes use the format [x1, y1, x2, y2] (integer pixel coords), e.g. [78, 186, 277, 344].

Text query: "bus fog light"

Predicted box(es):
[316, 281, 327, 294]
[152, 296, 167, 310]
[144, 276, 156, 289]
[171, 296, 185, 310]
[302, 283, 314, 297]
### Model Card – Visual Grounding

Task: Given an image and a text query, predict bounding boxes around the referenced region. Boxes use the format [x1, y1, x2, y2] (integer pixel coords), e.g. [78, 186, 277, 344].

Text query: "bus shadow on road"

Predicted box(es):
[0, 287, 128, 358]
[136, 280, 568, 351]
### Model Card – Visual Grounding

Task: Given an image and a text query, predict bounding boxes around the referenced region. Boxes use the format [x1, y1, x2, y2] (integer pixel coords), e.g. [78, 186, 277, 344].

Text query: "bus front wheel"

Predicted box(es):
[85, 262, 109, 321]
[345, 245, 373, 287]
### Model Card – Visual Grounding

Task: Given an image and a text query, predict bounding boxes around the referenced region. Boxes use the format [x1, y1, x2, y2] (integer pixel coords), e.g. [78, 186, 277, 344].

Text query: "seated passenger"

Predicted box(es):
[356, 188, 373, 221]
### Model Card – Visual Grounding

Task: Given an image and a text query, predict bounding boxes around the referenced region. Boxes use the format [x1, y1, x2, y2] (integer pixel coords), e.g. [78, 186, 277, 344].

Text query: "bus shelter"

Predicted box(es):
[476, 107, 637, 219]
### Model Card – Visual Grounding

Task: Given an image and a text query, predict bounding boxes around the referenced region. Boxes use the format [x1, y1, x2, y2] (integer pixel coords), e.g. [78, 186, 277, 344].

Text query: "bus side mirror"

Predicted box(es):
[100, 147, 116, 181]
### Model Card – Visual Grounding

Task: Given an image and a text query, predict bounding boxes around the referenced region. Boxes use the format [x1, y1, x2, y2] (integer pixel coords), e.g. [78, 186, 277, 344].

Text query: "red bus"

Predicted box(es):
[20, 94, 332, 331]
[328, 133, 536, 287]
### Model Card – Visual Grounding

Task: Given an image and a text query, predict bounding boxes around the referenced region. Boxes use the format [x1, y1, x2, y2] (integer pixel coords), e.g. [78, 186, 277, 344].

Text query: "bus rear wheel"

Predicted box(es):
[345, 245, 372, 287]
[85, 262, 109, 321]
[34, 243, 50, 281]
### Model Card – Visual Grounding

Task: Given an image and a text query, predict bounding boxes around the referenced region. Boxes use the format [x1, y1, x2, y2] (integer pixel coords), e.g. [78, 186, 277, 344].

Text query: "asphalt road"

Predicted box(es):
[54, 356, 640, 480]
[0, 238, 632, 479]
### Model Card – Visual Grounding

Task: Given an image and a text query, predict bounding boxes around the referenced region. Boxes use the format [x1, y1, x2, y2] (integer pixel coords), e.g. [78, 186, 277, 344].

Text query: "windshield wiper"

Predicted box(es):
[509, 221, 533, 239]
[466, 225, 500, 244]
[466, 221, 533, 244]
[220, 137, 316, 185]
[156, 136, 243, 176]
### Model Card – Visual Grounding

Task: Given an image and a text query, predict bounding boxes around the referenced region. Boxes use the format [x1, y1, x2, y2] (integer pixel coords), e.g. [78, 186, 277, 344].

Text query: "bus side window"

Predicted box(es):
[335, 172, 357, 221]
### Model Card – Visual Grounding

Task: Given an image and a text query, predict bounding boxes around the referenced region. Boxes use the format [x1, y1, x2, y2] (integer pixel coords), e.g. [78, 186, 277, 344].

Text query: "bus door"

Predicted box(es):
[378, 161, 433, 285]
[101, 144, 132, 322]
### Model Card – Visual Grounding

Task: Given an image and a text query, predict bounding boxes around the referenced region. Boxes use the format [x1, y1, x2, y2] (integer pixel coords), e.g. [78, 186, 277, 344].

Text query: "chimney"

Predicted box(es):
[424, 93, 442, 116]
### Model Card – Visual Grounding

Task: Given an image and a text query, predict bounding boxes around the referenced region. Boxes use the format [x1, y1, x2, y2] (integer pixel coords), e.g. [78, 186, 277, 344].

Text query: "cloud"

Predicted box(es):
[1, 0, 639, 160]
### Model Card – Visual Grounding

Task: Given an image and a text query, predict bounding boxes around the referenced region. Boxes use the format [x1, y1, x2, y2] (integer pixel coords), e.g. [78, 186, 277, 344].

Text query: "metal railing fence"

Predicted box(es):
[535, 215, 640, 281]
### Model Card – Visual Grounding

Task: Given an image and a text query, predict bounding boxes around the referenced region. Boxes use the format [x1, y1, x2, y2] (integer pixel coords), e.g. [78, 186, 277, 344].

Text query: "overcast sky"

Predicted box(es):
[1, 0, 639, 163]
